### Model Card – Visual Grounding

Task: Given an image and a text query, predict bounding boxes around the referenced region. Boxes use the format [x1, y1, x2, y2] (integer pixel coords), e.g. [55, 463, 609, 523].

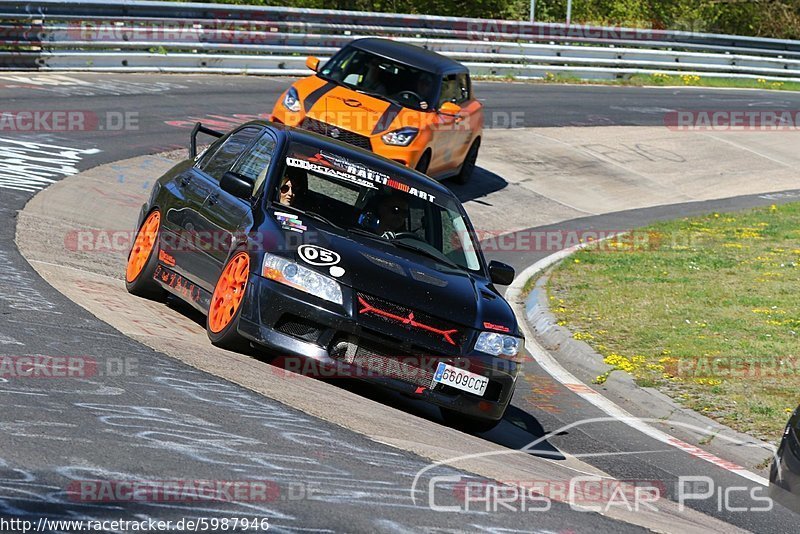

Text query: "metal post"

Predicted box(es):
[529, 0, 535, 23]
[567, 0, 572, 25]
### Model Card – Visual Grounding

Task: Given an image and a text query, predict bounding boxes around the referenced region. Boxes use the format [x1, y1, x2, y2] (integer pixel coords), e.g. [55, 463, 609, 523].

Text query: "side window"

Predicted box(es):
[232, 132, 277, 197]
[456, 73, 471, 103]
[441, 214, 478, 270]
[440, 212, 459, 256]
[199, 126, 261, 182]
[439, 74, 460, 107]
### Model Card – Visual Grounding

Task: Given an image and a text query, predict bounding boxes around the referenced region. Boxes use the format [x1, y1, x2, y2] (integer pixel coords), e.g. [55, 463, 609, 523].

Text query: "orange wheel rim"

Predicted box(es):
[209, 252, 250, 334]
[126, 211, 160, 283]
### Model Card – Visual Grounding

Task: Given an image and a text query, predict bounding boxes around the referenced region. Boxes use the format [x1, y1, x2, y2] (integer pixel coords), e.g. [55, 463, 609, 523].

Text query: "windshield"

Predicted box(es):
[272, 142, 482, 272]
[319, 47, 438, 112]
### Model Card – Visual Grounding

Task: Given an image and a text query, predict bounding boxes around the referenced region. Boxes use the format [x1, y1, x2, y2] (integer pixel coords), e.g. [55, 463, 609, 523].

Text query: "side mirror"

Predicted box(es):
[220, 171, 254, 200]
[439, 101, 461, 116]
[488, 260, 515, 286]
[306, 56, 320, 72]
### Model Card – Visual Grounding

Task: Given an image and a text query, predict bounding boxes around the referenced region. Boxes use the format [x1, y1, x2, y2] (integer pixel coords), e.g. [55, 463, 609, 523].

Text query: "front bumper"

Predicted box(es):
[237, 274, 518, 421]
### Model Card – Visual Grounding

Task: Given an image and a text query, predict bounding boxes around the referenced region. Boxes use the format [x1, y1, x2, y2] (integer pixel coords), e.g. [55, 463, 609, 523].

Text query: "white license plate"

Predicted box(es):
[432, 363, 488, 396]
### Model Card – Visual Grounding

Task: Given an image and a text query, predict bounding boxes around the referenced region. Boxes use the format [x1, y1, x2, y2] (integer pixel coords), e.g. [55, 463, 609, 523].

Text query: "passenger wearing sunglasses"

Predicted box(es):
[277, 168, 307, 207]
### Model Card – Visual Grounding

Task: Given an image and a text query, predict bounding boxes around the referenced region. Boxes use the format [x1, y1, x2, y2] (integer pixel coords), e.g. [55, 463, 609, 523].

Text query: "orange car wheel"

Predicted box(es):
[125, 210, 166, 299]
[207, 251, 251, 349]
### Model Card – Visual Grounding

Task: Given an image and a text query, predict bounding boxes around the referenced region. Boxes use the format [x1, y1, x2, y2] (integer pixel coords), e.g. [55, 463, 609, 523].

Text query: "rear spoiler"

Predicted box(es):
[190, 122, 224, 159]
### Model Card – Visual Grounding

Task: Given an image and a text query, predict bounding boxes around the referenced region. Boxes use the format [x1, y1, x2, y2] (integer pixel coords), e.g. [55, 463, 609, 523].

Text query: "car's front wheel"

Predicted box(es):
[207, 251, 251, 350]
[453, 138, 480, 185]
[125, 210, 166, 300]
[440, 407, 501, 433]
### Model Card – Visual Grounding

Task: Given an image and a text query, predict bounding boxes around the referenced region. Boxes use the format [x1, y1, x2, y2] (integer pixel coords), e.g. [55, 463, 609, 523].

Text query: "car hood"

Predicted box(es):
[273, 217, 517, 334]
[304, 82, 405, 136]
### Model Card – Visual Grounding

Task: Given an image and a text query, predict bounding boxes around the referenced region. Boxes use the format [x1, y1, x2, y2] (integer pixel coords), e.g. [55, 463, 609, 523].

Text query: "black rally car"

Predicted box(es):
[125, 120, 523, 431]
[771, 405, 800, 512]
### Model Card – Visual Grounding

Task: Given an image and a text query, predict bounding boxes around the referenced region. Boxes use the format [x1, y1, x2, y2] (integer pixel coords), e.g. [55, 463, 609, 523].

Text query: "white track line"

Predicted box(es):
[506, 243, 771, 487]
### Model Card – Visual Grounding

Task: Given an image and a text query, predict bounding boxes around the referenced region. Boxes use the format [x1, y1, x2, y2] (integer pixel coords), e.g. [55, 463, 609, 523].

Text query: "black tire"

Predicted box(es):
[125, 211, 166, 300]
[453, 138, 480, 185]
[415, 150, 431, 175]
[440, 407, 501, 433]
[206, 309, 249, 351]
[206, 251, 251, 351]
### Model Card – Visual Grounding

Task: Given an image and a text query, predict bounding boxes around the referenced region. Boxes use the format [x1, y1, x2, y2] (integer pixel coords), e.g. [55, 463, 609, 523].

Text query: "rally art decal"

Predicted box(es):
[298, 244, 341, 267]
[285, 154, 437, 203]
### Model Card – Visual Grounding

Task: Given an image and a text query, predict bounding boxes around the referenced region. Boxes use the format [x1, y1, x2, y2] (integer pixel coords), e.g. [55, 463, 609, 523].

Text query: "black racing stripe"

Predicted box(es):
[371, 103, 403, 135]
[303, 81, 337, 111]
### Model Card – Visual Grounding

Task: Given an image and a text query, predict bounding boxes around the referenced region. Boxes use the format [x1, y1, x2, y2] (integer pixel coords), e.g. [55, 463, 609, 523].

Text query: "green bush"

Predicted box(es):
[161, 0, 800, 39]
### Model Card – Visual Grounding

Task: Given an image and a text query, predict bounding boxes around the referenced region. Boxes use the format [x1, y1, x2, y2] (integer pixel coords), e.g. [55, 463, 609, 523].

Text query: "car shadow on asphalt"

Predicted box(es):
[319, 378, 565, 461]
[445, 166, 508, 204]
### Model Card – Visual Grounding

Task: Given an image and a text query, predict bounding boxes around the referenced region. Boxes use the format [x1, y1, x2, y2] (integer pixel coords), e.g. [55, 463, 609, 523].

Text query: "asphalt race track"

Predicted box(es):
[2, 73, 800, 532]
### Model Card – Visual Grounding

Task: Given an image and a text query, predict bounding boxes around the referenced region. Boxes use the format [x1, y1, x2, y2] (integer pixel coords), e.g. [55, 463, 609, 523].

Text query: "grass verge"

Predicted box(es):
[546, 202, 800, 442]
[478, 72, 800, 92]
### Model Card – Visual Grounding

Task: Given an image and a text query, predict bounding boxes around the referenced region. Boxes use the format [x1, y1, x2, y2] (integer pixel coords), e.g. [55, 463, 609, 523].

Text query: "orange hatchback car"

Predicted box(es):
[270, 38, 484, 184]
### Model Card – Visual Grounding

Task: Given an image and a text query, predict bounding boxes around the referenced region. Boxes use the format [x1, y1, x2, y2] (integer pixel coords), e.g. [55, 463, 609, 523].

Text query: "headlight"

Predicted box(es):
[381, 127, 419, 146]
[283, 87, 301, 113]
[262, 252, 342, 305]
[474, 331, 524, 360]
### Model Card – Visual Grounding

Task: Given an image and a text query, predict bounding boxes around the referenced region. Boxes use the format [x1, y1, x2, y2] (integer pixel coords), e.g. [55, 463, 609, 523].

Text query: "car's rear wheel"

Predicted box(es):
[440, 407, 500, 433]
[453, 138, 480, 185]
[125, 210, 166, 299]
[415, 150, 431, 175]
[207, 251, 251, 349]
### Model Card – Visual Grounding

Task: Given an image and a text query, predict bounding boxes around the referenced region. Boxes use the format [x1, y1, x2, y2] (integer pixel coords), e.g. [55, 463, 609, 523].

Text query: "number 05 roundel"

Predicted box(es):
[298, 245, 341, 266]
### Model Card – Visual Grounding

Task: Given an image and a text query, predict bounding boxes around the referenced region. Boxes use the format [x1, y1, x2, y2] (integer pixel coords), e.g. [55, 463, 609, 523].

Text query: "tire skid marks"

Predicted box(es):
[0, 249, 60, 314]
[0, 333, 23, 345]
[0, 137, 100, 193]
[0, 74, 188, 97]
[0, 363, 479, 530]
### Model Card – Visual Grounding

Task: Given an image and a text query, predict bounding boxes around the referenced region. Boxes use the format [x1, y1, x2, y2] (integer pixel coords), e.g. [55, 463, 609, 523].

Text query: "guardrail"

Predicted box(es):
[3, 0, 800, 82]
